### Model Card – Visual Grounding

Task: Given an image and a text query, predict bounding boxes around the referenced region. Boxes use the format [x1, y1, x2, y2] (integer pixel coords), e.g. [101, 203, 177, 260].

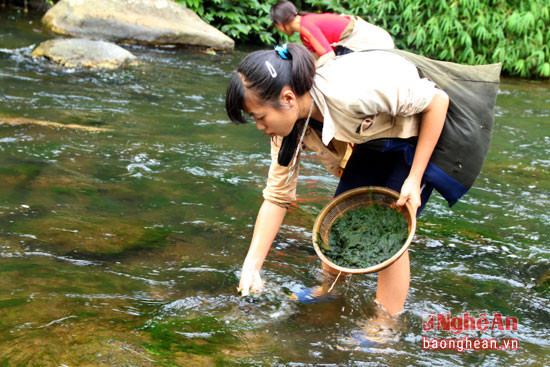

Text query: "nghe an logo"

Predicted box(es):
[422, 313, 518, 334]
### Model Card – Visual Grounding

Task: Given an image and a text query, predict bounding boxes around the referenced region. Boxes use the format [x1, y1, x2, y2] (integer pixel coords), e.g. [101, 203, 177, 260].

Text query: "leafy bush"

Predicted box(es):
[177, 0, 278, 45]
[177, 0, 549, 78]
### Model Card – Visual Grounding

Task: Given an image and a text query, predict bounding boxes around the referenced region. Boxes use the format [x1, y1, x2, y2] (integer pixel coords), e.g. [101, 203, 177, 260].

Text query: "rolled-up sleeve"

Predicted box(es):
[262, 136, 300, 209]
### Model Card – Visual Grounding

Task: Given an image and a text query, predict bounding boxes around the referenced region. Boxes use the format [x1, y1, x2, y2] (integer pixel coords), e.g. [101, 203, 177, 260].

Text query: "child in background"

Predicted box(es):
[270, 1, 394, 66]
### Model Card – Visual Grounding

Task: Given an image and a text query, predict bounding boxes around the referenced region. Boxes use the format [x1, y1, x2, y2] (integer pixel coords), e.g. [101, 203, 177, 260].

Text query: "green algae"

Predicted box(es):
[319, 204, 408, 269]
[0, 298, 27, 309]
[140, 317, 239, 358]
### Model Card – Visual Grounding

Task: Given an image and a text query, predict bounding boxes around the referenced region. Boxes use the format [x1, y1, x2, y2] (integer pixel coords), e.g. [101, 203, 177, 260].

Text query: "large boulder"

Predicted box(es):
[42, 0, 234, 51]
[32, 38, 138, 69]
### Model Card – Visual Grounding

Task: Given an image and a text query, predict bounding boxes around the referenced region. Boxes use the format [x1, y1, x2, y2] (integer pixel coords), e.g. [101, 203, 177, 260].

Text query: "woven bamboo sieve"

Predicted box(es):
[312, 186, 416, 274]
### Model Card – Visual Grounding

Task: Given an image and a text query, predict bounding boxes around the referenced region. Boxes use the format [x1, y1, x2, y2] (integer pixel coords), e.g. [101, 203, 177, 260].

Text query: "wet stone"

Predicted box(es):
[32, 38, 138, 69]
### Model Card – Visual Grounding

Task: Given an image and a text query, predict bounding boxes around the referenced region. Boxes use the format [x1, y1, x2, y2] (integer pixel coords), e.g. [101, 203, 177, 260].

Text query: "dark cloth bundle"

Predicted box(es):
[387, 49, 502, 192]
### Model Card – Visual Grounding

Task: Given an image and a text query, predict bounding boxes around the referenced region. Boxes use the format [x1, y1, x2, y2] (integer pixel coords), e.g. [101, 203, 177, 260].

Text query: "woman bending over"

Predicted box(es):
[226, 43, 450, 316]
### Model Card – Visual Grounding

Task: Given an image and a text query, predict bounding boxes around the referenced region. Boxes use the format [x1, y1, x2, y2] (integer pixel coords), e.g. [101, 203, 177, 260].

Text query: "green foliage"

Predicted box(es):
[176, 0, 278, 44]
[176, 0, 549, 79]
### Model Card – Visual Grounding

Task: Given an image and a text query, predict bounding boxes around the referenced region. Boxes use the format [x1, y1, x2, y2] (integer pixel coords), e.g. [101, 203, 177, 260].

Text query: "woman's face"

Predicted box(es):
[275, 22, 294, 36]
[243, 92, 298, 137]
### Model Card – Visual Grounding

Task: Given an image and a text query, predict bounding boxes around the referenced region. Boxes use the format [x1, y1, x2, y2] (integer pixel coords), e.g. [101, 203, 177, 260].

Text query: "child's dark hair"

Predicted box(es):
[225, 43, 315, 124]
[270, 1, 298, 25]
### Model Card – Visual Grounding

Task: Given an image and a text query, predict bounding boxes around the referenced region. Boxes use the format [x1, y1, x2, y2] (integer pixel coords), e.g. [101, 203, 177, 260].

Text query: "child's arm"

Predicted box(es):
[301, 20, 333, 57]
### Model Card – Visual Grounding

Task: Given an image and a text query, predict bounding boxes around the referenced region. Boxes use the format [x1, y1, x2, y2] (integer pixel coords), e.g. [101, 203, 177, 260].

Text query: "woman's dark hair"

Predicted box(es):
[270, 1, 298, 25]
[225, 43, 315, 125]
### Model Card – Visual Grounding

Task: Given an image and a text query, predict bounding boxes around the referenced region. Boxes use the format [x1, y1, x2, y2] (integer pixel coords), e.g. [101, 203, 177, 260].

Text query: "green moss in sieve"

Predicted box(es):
[318, 204, 409, 269]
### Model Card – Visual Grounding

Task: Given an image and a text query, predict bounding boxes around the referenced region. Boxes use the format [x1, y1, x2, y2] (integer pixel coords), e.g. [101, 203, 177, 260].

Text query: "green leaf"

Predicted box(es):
[514, 59, 525, 74]
[539, 62, 550, 77]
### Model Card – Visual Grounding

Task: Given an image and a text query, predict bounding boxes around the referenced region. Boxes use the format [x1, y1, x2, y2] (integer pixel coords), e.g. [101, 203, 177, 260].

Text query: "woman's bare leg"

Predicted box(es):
[375, 250, 410, 316]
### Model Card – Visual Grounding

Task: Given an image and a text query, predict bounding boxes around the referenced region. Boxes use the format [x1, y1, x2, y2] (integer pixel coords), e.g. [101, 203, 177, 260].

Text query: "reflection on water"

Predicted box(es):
[0, 7, 549, 366]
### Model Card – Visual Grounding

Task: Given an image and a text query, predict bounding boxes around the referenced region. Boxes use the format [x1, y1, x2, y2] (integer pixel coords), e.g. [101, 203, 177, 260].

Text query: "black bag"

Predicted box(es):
[278, 118, 324, 166]
[277, 121, 300, 166]
[385, 49, 502, 189]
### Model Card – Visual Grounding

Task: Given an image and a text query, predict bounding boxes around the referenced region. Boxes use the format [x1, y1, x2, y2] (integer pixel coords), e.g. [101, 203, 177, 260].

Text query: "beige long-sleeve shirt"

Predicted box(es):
[263, 51, 437, 208]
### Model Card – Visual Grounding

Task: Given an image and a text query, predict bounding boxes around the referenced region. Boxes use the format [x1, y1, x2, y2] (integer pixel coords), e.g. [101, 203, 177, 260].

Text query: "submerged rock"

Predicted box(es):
[32, 38, 138, 69]
[42, 0, 234, 51]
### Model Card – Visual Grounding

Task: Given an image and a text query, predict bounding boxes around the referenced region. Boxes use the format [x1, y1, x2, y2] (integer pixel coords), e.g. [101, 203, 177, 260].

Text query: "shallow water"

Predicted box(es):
[0, 8, 548, 366]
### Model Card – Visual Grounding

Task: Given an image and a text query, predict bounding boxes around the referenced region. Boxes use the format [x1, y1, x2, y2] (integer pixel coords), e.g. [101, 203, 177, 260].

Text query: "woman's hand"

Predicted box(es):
[236, 200, 287, 297]
[238, 267, 264, 296]
[396, 176, 422, 216]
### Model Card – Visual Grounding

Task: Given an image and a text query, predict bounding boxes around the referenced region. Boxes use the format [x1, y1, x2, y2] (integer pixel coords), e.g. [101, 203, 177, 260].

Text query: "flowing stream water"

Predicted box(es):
[0, 8, 548, 366]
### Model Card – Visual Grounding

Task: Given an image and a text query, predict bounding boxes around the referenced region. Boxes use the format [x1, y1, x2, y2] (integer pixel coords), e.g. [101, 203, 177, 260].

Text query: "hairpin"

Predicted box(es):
[265, 60, 277, 78]
[274, 44, 289, 60]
